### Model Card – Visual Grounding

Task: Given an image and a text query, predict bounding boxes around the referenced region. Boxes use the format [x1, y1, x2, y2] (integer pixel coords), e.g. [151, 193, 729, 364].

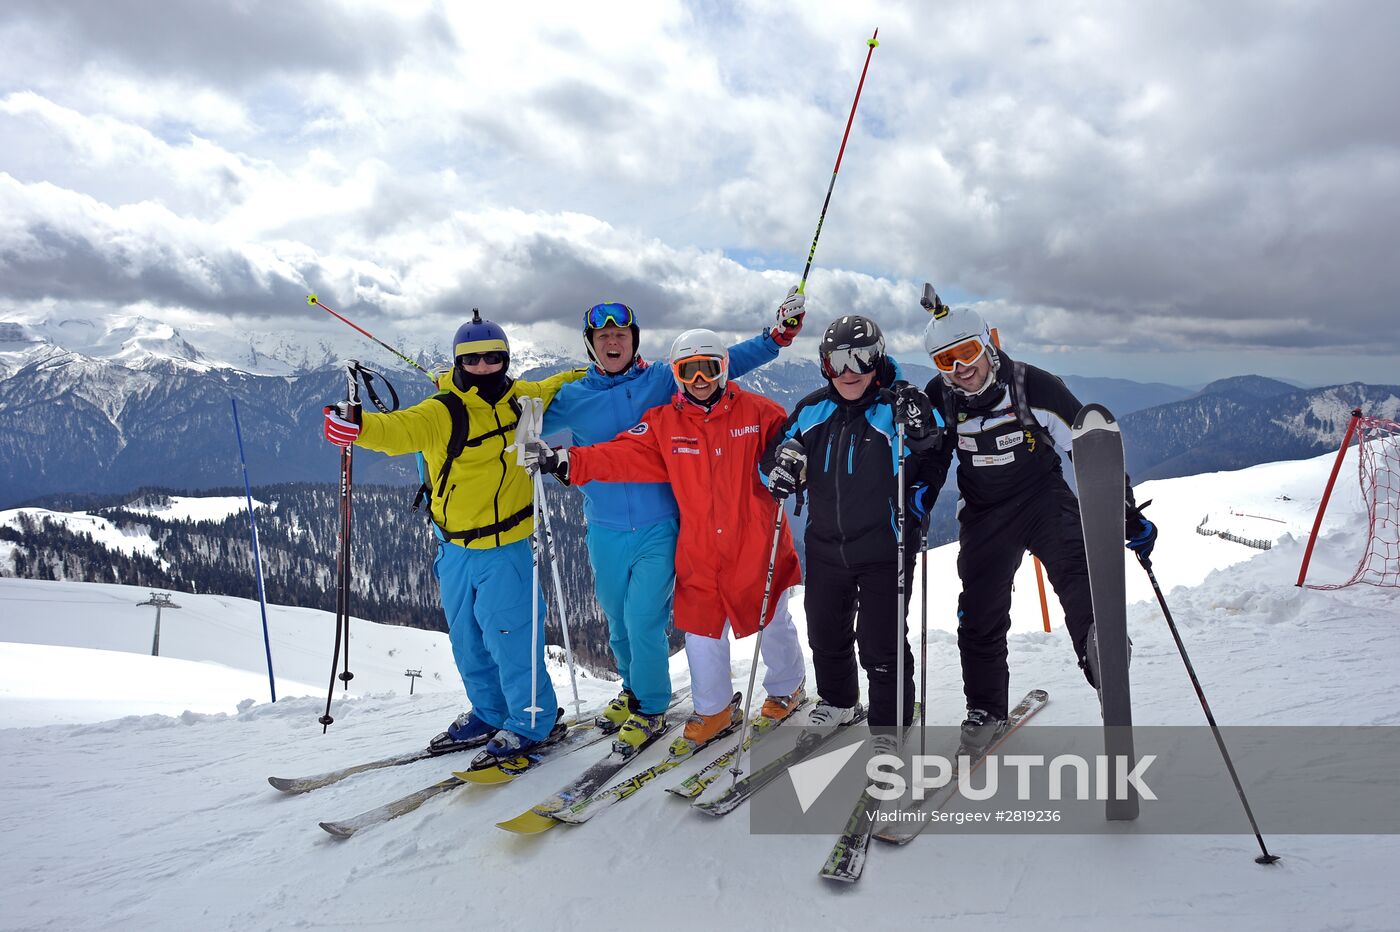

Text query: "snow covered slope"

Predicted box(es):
[0, 451, 1396, 930]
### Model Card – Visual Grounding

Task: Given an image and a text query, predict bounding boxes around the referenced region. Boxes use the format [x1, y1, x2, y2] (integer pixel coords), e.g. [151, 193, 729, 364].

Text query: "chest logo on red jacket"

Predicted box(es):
[730, 424, 760, 438]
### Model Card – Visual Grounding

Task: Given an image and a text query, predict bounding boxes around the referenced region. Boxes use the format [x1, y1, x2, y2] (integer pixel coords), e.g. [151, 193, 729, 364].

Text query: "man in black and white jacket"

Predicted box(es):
[918, 302, 1157, 752]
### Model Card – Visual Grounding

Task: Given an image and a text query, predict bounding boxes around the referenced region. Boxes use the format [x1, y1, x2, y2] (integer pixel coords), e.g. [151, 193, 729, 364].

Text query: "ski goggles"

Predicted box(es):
[584, 302, 635, 330]
[459, 351, 507, 367]
[820, 344, 883, 379]
[671, 354, 726, 385]
[929, 336, 988, 373]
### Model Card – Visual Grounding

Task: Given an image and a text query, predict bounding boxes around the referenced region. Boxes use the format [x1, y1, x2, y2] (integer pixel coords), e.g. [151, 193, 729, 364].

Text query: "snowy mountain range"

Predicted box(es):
[1, 313, 1396, 508]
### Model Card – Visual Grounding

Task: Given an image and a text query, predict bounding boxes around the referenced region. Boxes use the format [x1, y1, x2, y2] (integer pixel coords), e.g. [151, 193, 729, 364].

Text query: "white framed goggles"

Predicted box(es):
[930, 335, 988, 373]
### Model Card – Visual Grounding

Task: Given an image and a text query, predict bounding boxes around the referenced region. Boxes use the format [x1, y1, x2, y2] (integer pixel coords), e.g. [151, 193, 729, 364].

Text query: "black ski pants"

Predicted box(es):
[805, 549, 917, 729]
[956, 477, 1095, 720]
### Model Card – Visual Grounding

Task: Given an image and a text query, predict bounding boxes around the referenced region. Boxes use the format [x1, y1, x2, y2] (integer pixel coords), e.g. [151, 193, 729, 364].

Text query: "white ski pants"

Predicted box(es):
[684, 589, 806, 716]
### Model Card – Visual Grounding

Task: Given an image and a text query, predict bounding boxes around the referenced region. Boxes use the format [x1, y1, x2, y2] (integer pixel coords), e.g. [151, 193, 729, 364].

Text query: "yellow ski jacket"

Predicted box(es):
[356, 367, 586, 549]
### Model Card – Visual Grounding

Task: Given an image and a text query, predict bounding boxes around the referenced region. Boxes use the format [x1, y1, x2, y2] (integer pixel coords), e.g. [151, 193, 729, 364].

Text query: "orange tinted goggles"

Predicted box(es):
[930, 336, 987, 373]
[672, 355, 726, 385]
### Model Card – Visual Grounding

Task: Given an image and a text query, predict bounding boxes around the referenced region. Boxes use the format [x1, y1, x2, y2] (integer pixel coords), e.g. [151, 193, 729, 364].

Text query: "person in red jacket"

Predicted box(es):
[528, 328, 807, 753]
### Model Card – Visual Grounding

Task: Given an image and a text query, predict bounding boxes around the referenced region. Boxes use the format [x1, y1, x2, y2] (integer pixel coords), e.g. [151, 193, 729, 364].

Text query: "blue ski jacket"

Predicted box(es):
[544, 330, 781, 531]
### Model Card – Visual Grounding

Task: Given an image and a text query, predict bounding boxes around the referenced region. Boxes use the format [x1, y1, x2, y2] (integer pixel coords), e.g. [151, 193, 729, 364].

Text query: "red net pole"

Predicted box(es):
[1296, 407, 1363, 587]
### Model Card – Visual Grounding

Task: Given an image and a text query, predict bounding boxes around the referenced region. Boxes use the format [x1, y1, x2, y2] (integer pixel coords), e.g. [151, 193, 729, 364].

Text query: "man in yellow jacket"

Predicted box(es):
[323, 310, 585, 757]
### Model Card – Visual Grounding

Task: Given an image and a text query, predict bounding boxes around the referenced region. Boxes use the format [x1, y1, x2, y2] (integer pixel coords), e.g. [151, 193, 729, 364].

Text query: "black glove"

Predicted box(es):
[767, 439, 806, 502]
[1125, 503, 1157, 563]
[890, 381, 937, 445]
[525, 440, 570, 484]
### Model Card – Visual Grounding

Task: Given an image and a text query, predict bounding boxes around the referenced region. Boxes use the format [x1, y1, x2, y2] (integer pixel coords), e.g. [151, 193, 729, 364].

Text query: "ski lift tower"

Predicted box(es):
[137, 592, 181, 657]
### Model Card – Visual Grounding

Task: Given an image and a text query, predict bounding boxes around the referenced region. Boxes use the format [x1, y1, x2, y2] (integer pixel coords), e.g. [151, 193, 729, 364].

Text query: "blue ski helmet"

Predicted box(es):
[452, 309, 509, 365]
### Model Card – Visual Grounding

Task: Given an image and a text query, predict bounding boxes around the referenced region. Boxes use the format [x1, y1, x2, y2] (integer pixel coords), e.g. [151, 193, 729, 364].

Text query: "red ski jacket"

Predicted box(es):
[568, 383, 801, 639]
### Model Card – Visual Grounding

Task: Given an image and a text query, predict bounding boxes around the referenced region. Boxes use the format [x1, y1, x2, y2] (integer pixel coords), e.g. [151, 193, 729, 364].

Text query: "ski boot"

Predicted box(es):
[806, 701, 857, 728]
[759, 678, 806, 723]
[428, 710, 495, 755]
[957, 708, 1008, 759]
[672, 694, 742, 756]
[614, 710, 667, 754]
[1080, 623, 1134, 690]
[870, 732, 900, 758]
[596, 689, 638, 732]
[470, 710, 566, 769]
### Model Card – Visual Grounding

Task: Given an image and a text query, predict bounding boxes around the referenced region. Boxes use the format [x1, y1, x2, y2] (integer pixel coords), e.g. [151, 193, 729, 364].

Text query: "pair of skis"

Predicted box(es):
[820, 690, 1048, 883]
[315, 714, 610, 838]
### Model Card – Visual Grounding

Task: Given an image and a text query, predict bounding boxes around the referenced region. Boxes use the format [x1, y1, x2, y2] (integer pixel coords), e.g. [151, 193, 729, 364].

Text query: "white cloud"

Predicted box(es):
[0, 0, 1396, 383]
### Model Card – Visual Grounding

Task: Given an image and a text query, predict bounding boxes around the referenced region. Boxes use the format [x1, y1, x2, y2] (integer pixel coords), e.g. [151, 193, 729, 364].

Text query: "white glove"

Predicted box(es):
[773, 289, 806, 346]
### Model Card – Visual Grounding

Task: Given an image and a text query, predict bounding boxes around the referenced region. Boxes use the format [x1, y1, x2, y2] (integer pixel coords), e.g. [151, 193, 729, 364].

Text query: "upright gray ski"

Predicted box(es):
[1071, 402, 1138, 821]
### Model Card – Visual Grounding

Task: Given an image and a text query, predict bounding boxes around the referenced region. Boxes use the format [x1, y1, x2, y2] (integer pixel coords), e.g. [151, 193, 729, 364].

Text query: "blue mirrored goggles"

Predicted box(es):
[585, 302, 635, 330]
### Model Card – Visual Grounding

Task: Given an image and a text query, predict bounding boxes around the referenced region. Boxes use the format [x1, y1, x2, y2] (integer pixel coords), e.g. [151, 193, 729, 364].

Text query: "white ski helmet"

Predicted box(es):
[669, 328, 729, 392]
[922, 306, 999, 397]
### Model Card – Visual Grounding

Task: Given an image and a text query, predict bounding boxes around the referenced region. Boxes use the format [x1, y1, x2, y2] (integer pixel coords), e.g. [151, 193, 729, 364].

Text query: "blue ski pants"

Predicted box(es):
[586, 519, 677, 715]
[435, 538, 557, 742]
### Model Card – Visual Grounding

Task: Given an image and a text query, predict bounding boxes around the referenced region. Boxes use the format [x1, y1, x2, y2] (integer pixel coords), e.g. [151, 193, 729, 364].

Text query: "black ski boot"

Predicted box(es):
[1079, 623, 1134, 691]
[957, 708, 1008, 759]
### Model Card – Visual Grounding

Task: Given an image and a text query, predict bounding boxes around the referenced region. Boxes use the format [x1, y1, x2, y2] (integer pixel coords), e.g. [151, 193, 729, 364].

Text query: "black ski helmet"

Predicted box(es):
[818, 315, 886, 380]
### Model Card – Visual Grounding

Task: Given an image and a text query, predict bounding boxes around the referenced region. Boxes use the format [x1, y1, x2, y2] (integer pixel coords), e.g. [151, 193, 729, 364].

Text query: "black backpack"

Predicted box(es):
[411, 392, 530, 544]
[938, 358, 1057, 454]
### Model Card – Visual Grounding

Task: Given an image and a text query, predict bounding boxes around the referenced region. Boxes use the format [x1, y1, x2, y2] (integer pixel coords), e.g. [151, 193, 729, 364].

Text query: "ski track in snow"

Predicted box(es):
[1, 452, 1399, 930]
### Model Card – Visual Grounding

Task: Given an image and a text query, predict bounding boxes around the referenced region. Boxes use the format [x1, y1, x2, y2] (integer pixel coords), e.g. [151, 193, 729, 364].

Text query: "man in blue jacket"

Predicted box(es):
[543, 295, 805, 744]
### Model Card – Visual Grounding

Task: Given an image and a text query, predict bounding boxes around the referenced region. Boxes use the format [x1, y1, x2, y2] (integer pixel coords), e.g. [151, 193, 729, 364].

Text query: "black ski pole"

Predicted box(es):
[894, 418, 908, 753]
[1138, 555, 1280, 865]
[320, 362, 362, 731]
[919, 529, 929, 758]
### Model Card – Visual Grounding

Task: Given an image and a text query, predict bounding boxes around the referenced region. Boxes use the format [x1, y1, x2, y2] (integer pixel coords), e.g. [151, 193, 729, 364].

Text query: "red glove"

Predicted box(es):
[771, 290, 805, 347]
[323, 404, 361, 447]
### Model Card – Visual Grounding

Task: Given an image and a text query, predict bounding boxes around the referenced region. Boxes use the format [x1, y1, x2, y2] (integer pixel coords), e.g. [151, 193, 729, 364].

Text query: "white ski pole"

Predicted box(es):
[729, 504, 787, 783]
[535, 467, 584, 719]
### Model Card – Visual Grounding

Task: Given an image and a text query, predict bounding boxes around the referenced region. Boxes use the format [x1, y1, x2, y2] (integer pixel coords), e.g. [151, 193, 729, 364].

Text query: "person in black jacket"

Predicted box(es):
[760, 316, 941, 732]
[918, 303, 1157, 751]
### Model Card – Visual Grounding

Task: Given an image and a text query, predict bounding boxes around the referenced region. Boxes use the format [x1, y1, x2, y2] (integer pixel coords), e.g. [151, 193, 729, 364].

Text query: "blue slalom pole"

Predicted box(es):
[231, 398, 277, 703]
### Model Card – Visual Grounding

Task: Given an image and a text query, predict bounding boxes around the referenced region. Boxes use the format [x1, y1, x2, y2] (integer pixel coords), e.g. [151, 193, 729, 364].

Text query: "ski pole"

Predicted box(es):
[535, 468, 584, 719]
[320, 361, 362, 731]
[525, 496, 544, 730]
[919, 530, 929, 758]
[894, 418, 907, 753]
[730, 503, 787, 783]
[786, 28, 880, 321]
[308, 294, 438, 385]
[231, 398, 276, 704]
[1137, 555, 1280, 865]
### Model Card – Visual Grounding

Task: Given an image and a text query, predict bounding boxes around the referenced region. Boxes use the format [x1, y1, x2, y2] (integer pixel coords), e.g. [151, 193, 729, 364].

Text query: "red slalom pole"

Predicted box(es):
[788, 28, 880, 320]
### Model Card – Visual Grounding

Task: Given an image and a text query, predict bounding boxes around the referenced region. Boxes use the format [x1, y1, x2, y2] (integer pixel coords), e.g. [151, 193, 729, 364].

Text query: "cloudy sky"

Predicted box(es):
[1, 0, 1396, 386]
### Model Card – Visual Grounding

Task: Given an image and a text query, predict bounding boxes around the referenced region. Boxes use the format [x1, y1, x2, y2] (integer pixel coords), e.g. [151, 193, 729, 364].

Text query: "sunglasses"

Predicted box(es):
[671, 354, 726, 385]
[820, 344, 883, 379]
[929, 336, 987, 373]
[460, 351, 507, 367]
[585, 302, 635, 330]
